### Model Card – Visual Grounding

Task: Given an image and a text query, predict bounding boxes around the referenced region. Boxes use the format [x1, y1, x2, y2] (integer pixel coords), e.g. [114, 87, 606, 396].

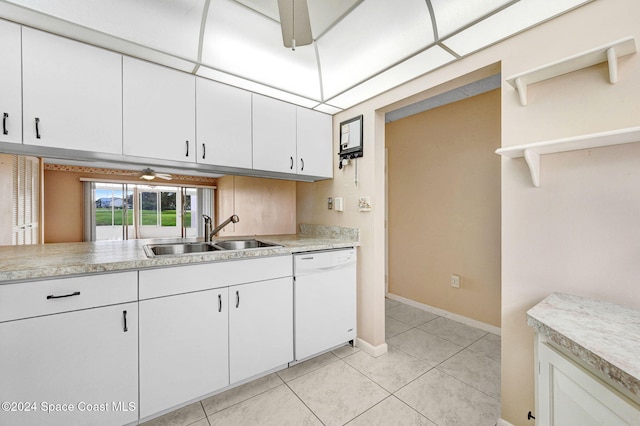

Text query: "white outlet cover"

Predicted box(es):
[358, 196, 372, 212]
[334, 197, 344, 212]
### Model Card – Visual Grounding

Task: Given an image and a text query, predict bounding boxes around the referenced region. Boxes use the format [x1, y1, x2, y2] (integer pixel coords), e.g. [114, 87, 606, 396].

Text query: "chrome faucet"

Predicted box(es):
[203, 214, 239, 242]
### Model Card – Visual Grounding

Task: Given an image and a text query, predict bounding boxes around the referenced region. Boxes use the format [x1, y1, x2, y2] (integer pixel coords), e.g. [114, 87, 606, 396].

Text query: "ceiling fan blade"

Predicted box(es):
[278, 0, 312, 49]
[156, 173, 173, 180]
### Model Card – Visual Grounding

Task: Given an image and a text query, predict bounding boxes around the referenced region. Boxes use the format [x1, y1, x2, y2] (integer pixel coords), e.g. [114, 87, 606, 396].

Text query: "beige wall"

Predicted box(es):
[297, 0, 640, 423]
[386, 89, 501, 327]
[216, 175, 296, 236]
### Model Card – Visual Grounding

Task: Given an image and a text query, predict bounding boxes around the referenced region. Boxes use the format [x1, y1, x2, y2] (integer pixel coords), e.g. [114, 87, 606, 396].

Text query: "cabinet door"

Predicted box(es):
[0, 303, 138, 426]
[22, 27, 122, 154]
[229, 277, 293, 383]
[196, 78, 252, 169]
[123, 56, 196, 162]
[296, 107, 333, 178]
[0, 19, 21, 144]
[537, 340, 640, 425]
[139, 288, 229, 419]
[252, 94, 297, 174]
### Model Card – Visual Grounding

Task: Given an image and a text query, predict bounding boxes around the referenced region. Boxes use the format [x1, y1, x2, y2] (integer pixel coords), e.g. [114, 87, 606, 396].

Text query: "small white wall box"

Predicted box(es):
[339, 115, 363, 169]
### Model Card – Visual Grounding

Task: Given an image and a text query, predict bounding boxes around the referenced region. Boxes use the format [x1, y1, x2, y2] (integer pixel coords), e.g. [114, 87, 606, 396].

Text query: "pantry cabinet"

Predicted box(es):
[229, 277, 294, 383]
[252, 94, 297, 174]
[139, 288, 229, 419]
[0, 303, 138, 426]
[22, 27, 123, 154]
[0, 19, 22, 144]
[296, 107, 332, 178]
[123, 56, 196, 162]
[196, 78, 252, 169]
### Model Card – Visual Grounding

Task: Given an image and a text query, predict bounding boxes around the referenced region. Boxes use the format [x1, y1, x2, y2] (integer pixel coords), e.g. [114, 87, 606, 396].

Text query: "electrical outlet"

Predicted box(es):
[450, 275, 460, 288]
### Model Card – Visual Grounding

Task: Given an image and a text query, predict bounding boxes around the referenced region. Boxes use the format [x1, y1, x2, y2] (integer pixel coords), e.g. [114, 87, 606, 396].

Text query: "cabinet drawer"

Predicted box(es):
[0, 272, 137, 322]
[139, 255, 292, 299]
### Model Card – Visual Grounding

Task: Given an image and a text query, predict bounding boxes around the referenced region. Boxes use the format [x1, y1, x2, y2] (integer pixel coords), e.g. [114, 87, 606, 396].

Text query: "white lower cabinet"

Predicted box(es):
[229, 277, 294, 383]
[536, 338, 640, 425]
[0, 302, 138, 426]
[139, 288, 229, 419]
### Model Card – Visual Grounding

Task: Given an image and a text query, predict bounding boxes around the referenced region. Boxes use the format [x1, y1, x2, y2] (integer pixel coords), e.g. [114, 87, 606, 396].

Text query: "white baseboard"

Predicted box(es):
[386, 293, 501, 336]
[356, 337, 388, 357]
[496, 418, 515, 426]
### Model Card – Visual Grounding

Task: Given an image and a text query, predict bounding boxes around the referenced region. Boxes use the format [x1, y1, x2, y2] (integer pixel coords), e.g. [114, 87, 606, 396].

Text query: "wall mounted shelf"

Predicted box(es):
[496, 126, 640, 187]
[506, 37, 637, 106]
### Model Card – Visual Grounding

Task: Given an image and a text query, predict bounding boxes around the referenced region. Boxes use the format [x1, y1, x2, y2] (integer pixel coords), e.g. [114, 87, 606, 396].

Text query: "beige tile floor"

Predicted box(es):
[142, 298, 501, 426]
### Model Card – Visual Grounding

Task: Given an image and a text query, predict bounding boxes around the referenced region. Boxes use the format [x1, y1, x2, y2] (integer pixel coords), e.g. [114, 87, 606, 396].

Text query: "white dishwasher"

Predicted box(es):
[293, 248, 357, 361]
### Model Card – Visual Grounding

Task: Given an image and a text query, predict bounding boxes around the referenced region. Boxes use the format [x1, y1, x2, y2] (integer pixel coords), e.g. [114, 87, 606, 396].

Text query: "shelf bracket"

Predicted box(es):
[523, 149, 540, 188]
[607, 47, 618, 84]
[515, 77, 528, 106]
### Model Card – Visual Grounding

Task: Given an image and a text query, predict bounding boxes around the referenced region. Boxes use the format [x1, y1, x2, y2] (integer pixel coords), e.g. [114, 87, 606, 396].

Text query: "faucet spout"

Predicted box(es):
[209, 214, 239, 240]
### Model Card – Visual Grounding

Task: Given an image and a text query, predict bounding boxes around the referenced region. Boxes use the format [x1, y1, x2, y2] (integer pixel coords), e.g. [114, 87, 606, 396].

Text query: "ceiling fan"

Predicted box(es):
[139, 168, 172, 181]
[277, 0, 312, 50]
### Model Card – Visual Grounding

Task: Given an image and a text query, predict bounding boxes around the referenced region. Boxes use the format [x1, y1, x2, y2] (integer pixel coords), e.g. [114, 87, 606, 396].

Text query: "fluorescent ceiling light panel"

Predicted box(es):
[442, 0, 593, 56]
[313, 104, 343, 115]
[4, 0, 205, 60]
[196, 66, 319, 108]
[328, 45, 456, 109]
[317, 0, 434, 99]
[430, 0, 512, 38]
[202, 0, 321, 100]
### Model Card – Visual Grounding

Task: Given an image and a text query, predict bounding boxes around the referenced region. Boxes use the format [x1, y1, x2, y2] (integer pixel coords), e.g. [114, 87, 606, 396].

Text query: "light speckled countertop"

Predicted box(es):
[0, 234, 359, 283]
[527, 292, 640, 400]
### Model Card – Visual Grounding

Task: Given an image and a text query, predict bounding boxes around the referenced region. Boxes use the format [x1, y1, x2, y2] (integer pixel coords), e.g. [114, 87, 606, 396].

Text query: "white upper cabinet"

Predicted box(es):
[196, 78, 252, 169]
[0, 20, 21, 144]
[296, 108, 333, 178]
[252, 94, 297, 174]
[123, 56, 196, 162]
[22, 27, 123, 154]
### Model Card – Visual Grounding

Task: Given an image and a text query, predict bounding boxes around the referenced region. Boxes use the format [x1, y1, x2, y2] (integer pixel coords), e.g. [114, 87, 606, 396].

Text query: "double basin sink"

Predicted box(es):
[144, 239, 282, 258]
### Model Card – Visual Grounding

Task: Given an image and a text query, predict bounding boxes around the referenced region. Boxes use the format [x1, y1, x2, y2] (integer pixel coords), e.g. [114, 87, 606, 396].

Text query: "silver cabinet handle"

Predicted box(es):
[35, 117, 41, 139]
[235, 290, 240, 308]
[300, 158, 304, 171]
[290, 156, 294, 170]
[123, 310, 128, 332]
[185, 140, 190, 157]
[202, 143, 206, 159]
[218, 293, 222, 312]
[2, 112, 8, 135]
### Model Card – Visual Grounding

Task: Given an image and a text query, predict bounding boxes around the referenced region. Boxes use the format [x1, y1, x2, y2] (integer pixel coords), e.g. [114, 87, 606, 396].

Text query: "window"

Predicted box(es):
[84, 181, 213, 241]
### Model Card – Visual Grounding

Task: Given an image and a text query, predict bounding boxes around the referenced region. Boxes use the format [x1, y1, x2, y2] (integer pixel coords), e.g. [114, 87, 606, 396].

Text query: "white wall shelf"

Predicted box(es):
[496, 126, 640, 187]
[506, 37, 636, 106]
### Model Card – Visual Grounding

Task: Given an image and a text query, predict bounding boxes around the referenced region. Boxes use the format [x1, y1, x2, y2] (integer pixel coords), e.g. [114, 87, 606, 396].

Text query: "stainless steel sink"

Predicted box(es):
[144, 242, 223, 257]
[144, 239, 282, 257]
[213, 239, 281, 250]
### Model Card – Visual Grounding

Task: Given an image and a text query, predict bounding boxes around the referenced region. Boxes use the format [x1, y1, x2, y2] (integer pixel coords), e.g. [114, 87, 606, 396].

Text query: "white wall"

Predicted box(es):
[297, 0, 640, 422]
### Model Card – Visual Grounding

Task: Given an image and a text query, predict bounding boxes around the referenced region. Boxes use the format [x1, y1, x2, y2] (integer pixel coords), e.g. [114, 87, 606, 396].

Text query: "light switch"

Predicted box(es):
[334, 197, 344, 212]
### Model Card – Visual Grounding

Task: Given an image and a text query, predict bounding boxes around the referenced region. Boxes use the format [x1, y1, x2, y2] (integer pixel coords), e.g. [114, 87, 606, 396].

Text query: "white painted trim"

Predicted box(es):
[386, 293, 502, 336]
[356, 337, 388, 357]
[496, 418, 515, 426]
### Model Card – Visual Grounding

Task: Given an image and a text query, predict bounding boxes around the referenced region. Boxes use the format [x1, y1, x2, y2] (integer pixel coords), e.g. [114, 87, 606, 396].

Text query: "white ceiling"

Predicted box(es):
[0, 0, 592, 114]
